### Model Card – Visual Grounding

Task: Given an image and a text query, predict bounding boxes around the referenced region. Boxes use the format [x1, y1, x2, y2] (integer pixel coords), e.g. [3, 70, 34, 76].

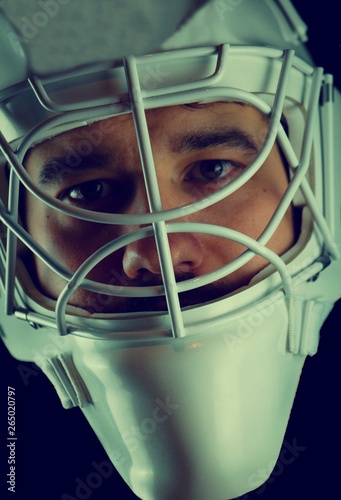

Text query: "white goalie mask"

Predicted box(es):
[0, 1, 340, 499]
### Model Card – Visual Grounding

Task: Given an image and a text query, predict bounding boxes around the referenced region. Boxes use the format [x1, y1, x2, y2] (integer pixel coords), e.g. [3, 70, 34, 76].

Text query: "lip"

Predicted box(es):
[81, 277, 242, 314]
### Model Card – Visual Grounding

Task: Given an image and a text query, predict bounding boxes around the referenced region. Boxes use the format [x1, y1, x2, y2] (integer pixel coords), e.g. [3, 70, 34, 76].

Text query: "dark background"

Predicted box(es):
[294, 0, 341, 90]
[1, 2, 340, 499]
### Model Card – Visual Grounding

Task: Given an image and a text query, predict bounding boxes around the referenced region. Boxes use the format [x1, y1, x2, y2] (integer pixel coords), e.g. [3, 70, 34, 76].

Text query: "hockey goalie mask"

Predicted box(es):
[0, 5, 340, 500]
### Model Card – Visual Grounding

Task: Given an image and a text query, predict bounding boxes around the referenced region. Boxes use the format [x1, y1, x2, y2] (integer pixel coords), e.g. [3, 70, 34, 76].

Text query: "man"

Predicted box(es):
[0, 1, 340, 499]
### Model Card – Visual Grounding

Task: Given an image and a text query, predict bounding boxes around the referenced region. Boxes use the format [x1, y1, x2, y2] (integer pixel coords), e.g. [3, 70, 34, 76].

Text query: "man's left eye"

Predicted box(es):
[186, 159, 243, 183]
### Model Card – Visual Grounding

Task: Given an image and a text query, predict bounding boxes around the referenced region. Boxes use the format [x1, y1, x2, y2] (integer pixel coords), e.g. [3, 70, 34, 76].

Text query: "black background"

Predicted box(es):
[294, 0, 341, 90]
[1, 2, 341, 499]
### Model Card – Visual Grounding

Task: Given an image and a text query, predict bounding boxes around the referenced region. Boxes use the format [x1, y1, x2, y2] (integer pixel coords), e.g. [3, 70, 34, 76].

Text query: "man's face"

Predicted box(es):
[24, 102, 295, 313]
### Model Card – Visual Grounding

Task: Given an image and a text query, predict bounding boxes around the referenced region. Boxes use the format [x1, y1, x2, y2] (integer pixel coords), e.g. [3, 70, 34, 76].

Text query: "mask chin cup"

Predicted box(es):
[26, 279, 335, 499]
[61, 292, 305, 500]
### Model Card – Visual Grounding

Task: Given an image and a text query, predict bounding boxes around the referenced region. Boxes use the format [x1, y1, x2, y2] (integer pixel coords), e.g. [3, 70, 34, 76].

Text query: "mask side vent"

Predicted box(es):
[38, 354, 92, 409]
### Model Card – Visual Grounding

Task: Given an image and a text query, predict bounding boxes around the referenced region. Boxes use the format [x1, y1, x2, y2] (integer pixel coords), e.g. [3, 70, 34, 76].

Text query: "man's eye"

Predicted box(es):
[187, 159, 243, 183]
[59, 179, 130, 211]
[66, 180, 109, 201]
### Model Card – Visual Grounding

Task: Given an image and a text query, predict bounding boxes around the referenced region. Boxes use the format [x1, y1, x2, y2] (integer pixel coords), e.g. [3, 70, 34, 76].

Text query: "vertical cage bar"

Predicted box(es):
[124, 56, 185, 338]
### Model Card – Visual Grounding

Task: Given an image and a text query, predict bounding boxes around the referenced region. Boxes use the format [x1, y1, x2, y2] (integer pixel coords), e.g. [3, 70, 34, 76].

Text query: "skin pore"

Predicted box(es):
[23, 102, 296, 313]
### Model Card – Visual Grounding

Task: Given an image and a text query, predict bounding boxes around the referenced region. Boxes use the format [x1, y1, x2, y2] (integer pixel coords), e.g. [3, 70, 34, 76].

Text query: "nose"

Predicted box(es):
[121, 180, 204, 281]
[122, 231, 204, 280]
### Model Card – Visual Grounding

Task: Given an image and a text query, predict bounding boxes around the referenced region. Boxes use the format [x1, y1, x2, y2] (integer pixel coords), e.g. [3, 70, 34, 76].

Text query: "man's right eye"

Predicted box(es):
[65, 180, 110, 201]
[59, 179, 131, 211]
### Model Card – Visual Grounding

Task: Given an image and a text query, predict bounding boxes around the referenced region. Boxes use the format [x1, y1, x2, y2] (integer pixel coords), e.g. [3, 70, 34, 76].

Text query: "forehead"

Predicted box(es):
[28, 102, 268, 157]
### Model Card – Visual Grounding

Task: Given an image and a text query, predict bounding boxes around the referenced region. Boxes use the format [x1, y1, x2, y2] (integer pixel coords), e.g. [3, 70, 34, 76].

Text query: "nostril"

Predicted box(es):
[122, 243, 162, 279]
[122, 232, 204, 282]
[176, 261, 196, 274]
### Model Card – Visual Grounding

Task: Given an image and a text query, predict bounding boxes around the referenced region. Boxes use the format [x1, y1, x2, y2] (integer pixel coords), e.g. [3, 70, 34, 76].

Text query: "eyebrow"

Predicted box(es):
[36, 151, 112, 186]
[35, 127, 258, 185]
[170, 128, 259, 155]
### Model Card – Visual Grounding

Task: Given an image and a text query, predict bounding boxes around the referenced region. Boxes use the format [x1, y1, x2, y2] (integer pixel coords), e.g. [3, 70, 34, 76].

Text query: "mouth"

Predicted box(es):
[81, 276, 245, 314]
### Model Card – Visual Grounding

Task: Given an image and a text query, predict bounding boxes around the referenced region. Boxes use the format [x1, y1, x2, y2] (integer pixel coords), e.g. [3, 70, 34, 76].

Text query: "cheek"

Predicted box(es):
[26, 211, 127, 303]
[196, 185, 276, 242]
[25, 197, 121, 278]
[44, 221, 125, 277]
[27, 206, 82, 270]
[189, 180, 293, 274]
